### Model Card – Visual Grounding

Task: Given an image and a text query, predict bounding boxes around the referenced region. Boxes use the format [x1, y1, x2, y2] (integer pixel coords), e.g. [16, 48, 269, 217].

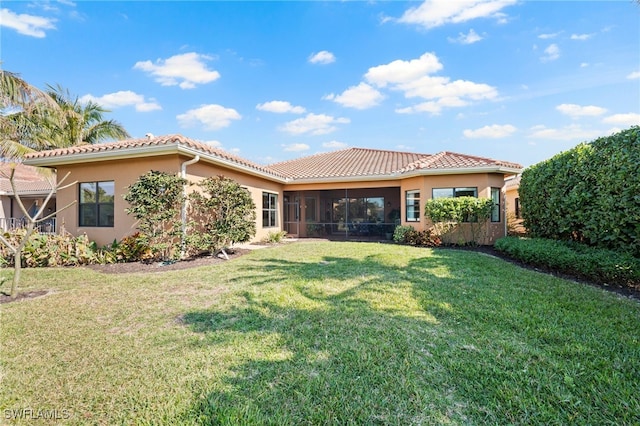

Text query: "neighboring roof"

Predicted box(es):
[23, 134, 287, 182]
[269, 148, 522, 182]
[0, 163, 55, 196]
[23, 134, 523, 184]
[505, 175, 521, 191]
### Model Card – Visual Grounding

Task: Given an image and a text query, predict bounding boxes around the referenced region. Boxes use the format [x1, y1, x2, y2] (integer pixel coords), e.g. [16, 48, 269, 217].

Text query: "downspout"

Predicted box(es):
[181, 155, 200, 258]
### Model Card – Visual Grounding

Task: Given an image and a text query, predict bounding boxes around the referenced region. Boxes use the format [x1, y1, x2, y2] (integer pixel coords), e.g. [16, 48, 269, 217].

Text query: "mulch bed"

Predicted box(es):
[84, 248, 251, 274]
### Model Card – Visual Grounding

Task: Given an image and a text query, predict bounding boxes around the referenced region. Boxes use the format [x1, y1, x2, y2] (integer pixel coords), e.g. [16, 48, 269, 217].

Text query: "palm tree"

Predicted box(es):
[0, 70, 130, 159]
[43, 84, 130, 147]
[0, 69, 61, 158]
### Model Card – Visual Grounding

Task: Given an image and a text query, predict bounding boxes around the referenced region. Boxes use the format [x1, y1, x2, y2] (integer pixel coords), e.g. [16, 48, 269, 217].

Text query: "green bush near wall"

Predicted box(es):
[519, 126, 639, 257]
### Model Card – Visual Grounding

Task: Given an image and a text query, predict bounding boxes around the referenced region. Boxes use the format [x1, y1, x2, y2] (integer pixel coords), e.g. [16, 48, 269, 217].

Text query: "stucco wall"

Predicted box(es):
[399, 173, 507, 244]
[54, 155, 285, 246]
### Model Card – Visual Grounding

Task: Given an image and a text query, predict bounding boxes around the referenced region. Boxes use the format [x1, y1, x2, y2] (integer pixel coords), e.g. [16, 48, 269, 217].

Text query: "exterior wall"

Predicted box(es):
[400, 173, 508, 244]
[54, 155, 285, 246]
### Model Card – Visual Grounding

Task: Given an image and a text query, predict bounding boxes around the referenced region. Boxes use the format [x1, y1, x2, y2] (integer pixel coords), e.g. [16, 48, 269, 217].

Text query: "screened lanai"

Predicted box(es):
[283, 187, 401, 240]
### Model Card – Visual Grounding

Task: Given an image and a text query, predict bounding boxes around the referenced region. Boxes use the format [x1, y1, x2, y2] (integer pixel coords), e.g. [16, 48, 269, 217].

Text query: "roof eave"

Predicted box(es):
[23, 143, 288, 184]
[175, 145, 288, 184]
[396, 166, 522, 178]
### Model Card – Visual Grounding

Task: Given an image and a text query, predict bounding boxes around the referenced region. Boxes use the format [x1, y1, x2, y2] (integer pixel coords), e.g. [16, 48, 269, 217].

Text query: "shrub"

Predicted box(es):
[424, 197, 494, 245]
[393, 225, 414, 243]
[124, 171, 187, 261]
[113, 232, 152, 263]
[187, 176, 257, 256]
[0, 230, 110, 267]
[262, 230, 287, 244]
[495, 236, 640, 287]
[520, 126, 639, 256]
[404, 229, 442, 247]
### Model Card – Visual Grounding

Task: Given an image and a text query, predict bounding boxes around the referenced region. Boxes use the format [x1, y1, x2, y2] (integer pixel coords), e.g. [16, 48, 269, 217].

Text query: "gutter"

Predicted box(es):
[180, 155, 200, 259]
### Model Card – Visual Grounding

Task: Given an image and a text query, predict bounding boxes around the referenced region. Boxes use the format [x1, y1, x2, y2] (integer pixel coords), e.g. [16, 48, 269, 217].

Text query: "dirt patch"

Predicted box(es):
[0, 290, 49, 304]
[84, 248, 250, 274]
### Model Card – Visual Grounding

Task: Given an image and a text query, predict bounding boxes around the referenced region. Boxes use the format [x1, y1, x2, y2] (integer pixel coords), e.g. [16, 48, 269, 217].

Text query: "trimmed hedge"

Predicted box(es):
[495, 236, 640, 288]
[519, 126, 639, 257]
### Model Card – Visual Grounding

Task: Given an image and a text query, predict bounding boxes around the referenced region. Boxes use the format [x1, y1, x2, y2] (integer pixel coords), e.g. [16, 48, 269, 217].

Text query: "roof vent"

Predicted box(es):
[145, 133, 154, 139]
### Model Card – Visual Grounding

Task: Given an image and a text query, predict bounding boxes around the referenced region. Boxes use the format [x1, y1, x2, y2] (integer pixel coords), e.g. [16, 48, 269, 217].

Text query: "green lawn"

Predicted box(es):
[1, 241, 639, 425]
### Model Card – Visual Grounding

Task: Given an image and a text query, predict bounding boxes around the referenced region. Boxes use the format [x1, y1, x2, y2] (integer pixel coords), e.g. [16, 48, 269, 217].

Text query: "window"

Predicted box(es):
[491, 188, 501, 222]
[262, 192, 278, 227]
[79, 181, 114, 227]
[515, 198, 521, 219]
[405, 190, 420, 222]
[432, 187, 478, 199]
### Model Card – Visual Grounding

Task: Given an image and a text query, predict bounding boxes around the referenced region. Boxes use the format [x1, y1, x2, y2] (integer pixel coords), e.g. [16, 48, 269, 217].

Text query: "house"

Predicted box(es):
[22, 134, 523, 246]
[0, 163, 57, 233]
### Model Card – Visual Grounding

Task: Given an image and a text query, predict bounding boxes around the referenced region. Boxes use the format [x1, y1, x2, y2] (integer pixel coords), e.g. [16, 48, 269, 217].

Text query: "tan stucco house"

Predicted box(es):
[23, 134, 523, 246]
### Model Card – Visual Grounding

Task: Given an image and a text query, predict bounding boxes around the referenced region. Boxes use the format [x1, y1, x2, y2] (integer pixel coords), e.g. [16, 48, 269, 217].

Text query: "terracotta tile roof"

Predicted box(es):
[22, 134, 523, 183]
[23, 134, 285, 179]
[0, 163, 55, 195]
[399, 151, 523, 173]
[267, 148, 426, 179]
[268, 148, 522, 180]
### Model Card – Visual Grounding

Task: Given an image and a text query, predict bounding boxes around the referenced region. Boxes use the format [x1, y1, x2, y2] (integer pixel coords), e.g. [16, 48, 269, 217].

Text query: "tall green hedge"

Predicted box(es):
[519, 126, 639, 257]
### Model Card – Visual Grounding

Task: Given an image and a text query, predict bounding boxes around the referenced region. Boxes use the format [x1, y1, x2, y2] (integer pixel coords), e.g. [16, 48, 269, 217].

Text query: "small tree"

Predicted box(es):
[187, 175, 256, 259]
[0, 168, 75, 298]
[123, 171, 187, 261]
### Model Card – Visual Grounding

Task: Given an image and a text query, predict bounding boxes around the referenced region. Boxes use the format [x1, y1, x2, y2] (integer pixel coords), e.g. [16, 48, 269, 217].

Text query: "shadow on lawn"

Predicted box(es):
[177, 248, 640, 424]
[178, 250, 472, 424]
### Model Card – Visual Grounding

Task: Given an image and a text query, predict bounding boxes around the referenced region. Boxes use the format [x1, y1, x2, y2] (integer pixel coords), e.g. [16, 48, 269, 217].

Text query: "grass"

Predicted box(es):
[1, 241, 639, 425]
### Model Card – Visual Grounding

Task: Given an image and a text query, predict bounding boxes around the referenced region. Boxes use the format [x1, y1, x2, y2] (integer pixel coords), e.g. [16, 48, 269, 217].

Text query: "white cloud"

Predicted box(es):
[322, 140, 348, 149]
[570, 33, 592, 41]
[324, 83, 385, 110]
[282, 143, 310, 152]
[362, 51, 497, 114]
[448, 29, 483, 44]
[279, 113, 350, 136]
[580, 62, 589, 68]
[308, 50, 336, 65]
[256, 101, 305, 114]
[463, 124, 517, 139]
[538, 32, 561, 39]
[528, 124, 602, 141]
[541, 43, 560, 62]
[627, 71, 640, 80]
[133, 52, 220, 89]
[399, 76, 497, 101]
[80, 91, 161, 112]
[0, 8, 56, 38]
[396, 97, 469, 115]
[397, 0, 516, 29]
[602, 113, 640, 126]
[365, 52, 443, 87]
[177, 104, 241, 130]
[556, 103, 607, 118]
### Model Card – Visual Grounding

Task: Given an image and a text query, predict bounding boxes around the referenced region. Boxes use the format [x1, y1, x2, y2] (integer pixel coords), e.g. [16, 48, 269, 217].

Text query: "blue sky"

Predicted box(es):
[2, 1, 639, 167]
